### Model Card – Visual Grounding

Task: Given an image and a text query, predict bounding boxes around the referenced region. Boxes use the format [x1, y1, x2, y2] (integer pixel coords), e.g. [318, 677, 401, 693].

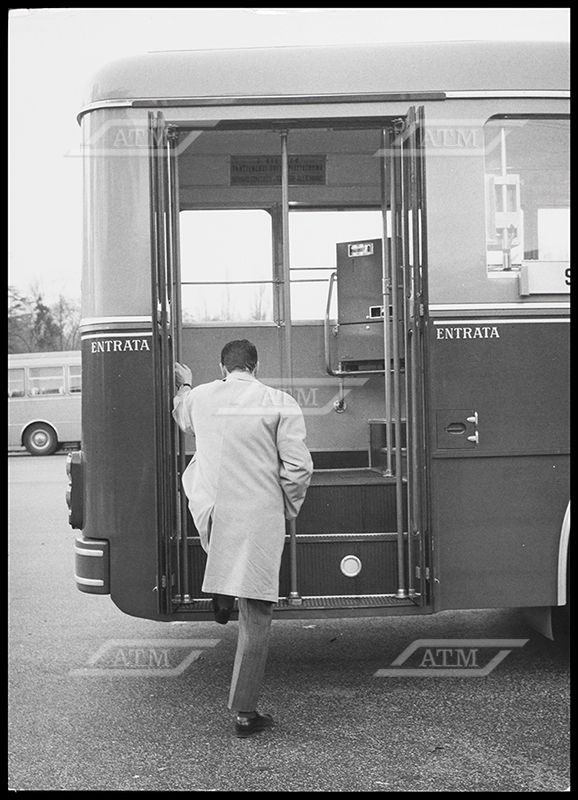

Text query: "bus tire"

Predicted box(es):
[23, 423, 59, 456]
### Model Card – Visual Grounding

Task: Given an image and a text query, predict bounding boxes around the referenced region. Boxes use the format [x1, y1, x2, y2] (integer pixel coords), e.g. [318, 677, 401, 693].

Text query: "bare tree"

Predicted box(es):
[8, 286, 35, 352]
[8, 286, 81, 353]
[51, 294, 81, 350]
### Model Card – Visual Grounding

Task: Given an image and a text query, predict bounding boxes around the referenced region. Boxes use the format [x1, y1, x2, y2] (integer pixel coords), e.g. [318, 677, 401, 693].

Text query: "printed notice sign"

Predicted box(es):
[230, 155, 326, 186]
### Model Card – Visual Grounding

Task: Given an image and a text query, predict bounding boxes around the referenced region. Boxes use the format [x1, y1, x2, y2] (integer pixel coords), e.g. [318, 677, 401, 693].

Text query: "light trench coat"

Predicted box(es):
[172, 371, 313, 602]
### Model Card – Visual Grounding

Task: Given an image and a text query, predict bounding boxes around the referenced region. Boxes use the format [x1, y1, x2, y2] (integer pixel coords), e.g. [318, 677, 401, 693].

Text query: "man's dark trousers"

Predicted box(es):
[228, 597, 274, 712]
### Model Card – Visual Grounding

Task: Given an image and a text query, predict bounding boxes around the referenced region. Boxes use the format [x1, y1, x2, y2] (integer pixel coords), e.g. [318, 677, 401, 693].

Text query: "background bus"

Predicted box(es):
[8, 351, 81, 455]
[68, 40, 569, 637]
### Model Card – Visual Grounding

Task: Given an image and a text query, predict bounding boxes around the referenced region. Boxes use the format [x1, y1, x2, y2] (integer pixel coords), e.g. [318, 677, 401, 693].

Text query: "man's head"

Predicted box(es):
[220, 339, 258, 375]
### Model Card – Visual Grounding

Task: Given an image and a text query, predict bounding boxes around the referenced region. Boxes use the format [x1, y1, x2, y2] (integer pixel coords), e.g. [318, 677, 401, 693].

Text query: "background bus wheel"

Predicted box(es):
[23, 424, 58, 456]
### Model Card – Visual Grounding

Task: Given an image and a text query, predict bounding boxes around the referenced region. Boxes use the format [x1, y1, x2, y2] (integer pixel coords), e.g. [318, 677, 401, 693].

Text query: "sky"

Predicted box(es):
[8, 7, 570, 304]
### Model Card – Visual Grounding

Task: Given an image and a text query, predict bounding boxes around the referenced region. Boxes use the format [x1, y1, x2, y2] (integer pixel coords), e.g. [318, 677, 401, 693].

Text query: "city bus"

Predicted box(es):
[67, 40, 570, 638]
[9, 350, 81, 455]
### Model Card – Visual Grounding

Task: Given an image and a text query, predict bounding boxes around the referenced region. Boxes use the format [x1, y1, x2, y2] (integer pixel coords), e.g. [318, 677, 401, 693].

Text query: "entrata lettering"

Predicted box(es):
[436, 326, 500, 340]
[90, 338, 151, 353]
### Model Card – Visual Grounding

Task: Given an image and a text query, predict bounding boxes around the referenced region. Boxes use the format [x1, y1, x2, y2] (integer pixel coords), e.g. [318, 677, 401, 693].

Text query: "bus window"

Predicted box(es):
[8, 368, 25, 398]
[28, 366, 65, 396]
[484, 116, 569, 272]
[68, 364, 81, 394]
[289, 209, 383, 320]
[179, 209, 274, 323]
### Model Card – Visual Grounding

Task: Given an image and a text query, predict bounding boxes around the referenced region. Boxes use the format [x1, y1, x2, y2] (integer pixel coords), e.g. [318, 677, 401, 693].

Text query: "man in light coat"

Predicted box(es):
[173, 339, 313, 738]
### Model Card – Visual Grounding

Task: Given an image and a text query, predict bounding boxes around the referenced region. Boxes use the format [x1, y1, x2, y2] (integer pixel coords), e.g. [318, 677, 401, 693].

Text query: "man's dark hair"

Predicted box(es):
[220, 339, 258, 373]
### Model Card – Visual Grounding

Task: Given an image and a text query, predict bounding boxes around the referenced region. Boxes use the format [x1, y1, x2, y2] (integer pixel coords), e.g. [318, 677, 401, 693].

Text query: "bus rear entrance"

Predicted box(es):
[71, 42, 569, 629]
[147, 109, 431, 618]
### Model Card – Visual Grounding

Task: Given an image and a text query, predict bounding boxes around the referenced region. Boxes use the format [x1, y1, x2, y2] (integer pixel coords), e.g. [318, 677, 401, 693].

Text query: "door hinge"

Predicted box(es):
[415, 565, 431, 581]
[161, 574, 167, 588]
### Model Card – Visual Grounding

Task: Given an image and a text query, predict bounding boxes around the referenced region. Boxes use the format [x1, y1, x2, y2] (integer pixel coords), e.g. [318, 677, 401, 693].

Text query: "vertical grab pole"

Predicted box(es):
[280, 132, 294, 395]
[401, 113, 416, 598]
[148, 112, 165, 614]
[390, 123, 407, 599]
[149, 112, 173, 615]
[159, 120, 176, 612]
[164, 128, 181, 602]
[407, 112, 423, 598]
[499, 127, 511, 270]
[166, 129, 192, 604]
[412, 105, 429, 602]
[280, 131, 301, 605]
[380, 128, 393, 478]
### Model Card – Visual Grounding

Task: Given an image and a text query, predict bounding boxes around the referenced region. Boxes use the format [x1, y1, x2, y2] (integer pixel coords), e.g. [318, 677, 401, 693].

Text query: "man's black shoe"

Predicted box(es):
[212, 594, 235, 624]
[235, 712, 274, 738]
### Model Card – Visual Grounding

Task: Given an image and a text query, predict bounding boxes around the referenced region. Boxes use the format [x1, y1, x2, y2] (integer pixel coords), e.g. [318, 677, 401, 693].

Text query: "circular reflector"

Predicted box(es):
[340, 555, 362, 578]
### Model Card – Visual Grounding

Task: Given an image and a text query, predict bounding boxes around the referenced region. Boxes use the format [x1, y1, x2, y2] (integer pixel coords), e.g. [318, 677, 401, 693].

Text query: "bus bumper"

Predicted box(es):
[74, 536, 110, 594]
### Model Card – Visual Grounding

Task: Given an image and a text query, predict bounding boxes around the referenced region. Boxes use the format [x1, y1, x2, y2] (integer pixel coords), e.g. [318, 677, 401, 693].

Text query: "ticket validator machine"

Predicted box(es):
[326, 237, 408, 473]
[333, 238, 387, 372]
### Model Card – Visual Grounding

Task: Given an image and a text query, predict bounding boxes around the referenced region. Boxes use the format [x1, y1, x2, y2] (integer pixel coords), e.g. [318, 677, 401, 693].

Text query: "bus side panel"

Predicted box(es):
[82, 336, 161, 620]
[431, 454, 569, 608]
[12, 396, 82, 442]
[428, 318, 570, 610]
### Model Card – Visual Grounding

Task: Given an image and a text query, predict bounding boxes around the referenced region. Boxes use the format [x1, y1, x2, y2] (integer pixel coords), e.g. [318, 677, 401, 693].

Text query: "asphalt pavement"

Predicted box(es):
[8, 454, 570, 791]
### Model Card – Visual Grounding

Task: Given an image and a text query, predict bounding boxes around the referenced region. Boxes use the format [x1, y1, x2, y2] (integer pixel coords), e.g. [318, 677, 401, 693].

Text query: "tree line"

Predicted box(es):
[8, 286, 81, 353]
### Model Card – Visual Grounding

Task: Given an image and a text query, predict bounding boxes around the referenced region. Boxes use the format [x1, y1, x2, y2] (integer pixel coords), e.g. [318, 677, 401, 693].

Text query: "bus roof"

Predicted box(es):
[80, 40, 569, 114]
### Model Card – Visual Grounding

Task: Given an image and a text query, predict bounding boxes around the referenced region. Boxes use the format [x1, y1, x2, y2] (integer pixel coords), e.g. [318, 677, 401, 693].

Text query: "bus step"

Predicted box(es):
[276, 594, 415, 609]
[298, 472, 406, 534]
[310, 468, 400, 486]
[181, 595, 416, 612]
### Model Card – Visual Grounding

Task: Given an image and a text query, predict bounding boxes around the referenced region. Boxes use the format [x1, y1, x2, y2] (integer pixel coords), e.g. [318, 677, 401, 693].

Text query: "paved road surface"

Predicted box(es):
[8, 454, 570, 791]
